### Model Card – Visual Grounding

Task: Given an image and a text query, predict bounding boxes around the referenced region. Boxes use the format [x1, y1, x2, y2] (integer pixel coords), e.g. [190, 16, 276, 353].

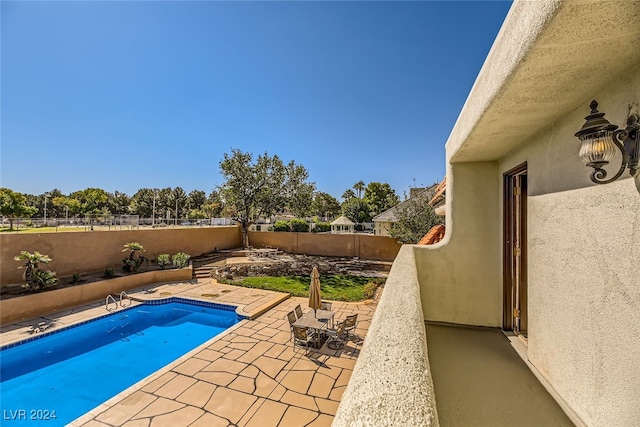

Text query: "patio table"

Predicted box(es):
[251, 248, 278, 258]
[293, 309, 335, 347]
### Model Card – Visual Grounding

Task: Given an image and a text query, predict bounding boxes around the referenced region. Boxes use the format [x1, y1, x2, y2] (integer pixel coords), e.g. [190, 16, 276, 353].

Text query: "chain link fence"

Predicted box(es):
[1, 216, 235, 232]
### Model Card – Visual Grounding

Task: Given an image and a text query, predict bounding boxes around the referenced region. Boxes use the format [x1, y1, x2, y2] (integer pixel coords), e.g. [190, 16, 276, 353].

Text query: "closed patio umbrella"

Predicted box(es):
[308, 266, 322, 317]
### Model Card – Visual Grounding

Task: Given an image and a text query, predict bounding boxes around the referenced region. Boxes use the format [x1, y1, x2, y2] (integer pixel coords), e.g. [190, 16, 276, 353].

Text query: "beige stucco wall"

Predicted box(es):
[498, 74, 640, 425]
[248, 231, 401, 261]
[1, 227, 241, 286]
[413, 161, 502, 327]
[0, 267, 192, 324]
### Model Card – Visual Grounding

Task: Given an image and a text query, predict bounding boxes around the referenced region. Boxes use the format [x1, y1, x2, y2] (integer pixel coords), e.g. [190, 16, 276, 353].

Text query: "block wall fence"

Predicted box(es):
[1, 227, 401, 286]
[1, 227, 241, 286]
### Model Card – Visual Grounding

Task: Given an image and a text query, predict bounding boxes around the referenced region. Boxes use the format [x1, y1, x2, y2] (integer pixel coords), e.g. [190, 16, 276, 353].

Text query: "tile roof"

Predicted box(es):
[428, 177, 446, 208]
[417, 224, 445, 245]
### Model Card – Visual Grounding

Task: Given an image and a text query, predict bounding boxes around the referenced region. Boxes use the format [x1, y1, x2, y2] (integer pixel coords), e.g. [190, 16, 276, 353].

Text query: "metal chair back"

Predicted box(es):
[287, 311, 297, 325]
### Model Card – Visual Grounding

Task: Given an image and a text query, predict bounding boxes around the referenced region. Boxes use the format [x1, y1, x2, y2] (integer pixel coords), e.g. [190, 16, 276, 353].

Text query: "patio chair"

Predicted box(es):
[326, 320, 347, 350]
[292, 325, 318, 352]
[344, 314, 358, 339]
[294, 304, 304, 319]
[320, 301, 332, 310]
[286, 311, 297, 340]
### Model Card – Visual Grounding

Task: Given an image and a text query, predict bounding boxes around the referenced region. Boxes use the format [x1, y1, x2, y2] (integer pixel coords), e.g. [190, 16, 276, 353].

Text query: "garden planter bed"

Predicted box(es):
[0, 266, 192, 324]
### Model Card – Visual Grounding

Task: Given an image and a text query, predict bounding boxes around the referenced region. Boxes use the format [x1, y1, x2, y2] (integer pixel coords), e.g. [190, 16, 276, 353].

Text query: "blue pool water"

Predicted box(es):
[0, 299, 240, 426]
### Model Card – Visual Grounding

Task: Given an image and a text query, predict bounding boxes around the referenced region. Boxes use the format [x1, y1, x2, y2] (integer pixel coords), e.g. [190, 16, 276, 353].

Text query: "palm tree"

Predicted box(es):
[13, 250, 57, 291]
[122, 242, 147, 272]
[353, 181, 366, 199]
[342, 189, 356, 201]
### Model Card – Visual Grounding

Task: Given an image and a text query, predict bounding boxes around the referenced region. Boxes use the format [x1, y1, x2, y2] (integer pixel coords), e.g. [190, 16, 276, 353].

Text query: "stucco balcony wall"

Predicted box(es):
[333, 245, 439, 427]
[414, 161, 502, 327]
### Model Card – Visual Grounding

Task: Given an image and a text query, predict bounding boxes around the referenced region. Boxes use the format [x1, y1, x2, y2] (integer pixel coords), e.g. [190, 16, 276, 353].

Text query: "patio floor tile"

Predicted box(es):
[243, 400, 288, 427]
[189, 412, 229, 427]
[280, 389, 319, 411]
[133, 397, 185, 419]
[307, 372, 335, 399]
[147, 406, 204, 426]
[4, 280, 380, 427]
[176, 381, 217, 408]
[279, 406, 319, 426]
[229, 375, 257, 394]
[193, 370, 236, 386]
[204, 387, 258, 425]
[172, 357, 210, 377]
[154, 374, 198, 399]
[252, 355, 288, 379]
[95, 391, 156, 425]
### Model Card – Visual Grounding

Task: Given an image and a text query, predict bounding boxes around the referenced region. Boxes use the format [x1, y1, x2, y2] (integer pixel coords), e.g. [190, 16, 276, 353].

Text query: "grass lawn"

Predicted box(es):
[222, 274, 383, 301]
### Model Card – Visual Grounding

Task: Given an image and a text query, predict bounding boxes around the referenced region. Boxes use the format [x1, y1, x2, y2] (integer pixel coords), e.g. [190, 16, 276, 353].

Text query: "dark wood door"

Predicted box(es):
[504, 164, 528, 338]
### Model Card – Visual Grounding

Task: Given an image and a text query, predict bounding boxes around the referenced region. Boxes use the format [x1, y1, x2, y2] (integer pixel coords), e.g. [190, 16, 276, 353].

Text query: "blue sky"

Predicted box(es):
[1, 1, 512, 200]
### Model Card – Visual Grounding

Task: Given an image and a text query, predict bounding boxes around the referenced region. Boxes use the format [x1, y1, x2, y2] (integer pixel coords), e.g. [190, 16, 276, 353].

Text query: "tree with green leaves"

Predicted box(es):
[311, 192, 341, 220]
[130, 188, 156, 218]
[108, 191, 131, 215]
[0, 188, 37, 229]
[218, 148, 313, 247]
[353, 180, 366, 199]
[341, 189, 356, 202]
[170, 187, 187, 222]
[203, 190, 223, 219]
[342, 197, 372, 225]
[364, 182, 399, 216]
[185, 190, 206, 212]
[286, 163, 316, 218]
[390, 189, 444, 244]
[69, 188, 109, 215]
[53, 196, 82, 219]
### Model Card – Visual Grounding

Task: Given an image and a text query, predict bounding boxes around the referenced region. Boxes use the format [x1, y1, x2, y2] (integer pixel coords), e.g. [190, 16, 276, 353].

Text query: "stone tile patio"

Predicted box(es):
[0, 278, 378, 426]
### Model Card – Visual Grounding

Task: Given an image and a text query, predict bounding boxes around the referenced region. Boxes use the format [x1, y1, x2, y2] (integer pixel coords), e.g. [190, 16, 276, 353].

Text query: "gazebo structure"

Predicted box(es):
[330, 216, 355, 234]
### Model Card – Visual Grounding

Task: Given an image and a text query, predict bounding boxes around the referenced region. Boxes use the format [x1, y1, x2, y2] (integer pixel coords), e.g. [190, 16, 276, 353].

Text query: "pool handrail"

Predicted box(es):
[119, 291, 131, 308]
[105, 294, 118, 312]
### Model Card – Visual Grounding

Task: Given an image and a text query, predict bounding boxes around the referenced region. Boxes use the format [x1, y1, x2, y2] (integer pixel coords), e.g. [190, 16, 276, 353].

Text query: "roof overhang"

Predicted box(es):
[447, 0, 640, 163]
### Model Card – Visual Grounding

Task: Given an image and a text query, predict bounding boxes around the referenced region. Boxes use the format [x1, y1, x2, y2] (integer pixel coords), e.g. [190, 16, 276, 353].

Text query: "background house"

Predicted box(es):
[372, 184, 439, 237]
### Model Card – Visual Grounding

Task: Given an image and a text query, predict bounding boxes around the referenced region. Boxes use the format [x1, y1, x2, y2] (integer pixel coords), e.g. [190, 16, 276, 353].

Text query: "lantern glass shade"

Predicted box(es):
[578, 131, 616, 167]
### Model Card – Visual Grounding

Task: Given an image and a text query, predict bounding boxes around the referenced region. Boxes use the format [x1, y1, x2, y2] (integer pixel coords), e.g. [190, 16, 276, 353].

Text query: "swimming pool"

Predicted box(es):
[0, 298, 241, 426]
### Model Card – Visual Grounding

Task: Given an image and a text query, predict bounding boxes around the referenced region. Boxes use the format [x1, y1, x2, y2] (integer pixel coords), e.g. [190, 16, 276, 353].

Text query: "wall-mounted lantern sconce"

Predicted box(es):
[574, 100, 639, 184]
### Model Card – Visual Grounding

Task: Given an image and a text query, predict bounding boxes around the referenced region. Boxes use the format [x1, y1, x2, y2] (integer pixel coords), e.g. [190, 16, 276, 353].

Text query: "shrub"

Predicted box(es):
[172, 252, 191, 269]
[312, 222, 331, 233]
[122, 242, 148, 272]
[14, 250, 58, 292]
[156, 253, 171, 269]
[104, 268, 115, 278]
[289, 218, 309, 232]
[72, 273, 81, 284]
[363, 281, 378, 299]
[271, 220, 290, 232]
